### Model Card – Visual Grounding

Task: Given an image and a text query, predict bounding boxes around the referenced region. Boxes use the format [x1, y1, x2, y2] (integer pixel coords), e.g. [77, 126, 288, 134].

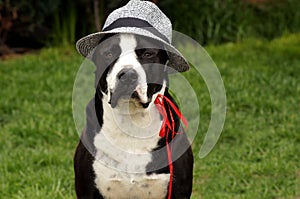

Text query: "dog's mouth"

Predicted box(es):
[109, 85, 150, 109]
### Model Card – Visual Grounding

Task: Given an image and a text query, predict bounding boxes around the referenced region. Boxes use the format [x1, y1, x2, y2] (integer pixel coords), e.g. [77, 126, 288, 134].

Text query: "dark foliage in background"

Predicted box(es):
[160, 0, 300, 45]
[0, 0, 300, 53]
[0, 0, 59, 54]
[0, 0, 128, 52]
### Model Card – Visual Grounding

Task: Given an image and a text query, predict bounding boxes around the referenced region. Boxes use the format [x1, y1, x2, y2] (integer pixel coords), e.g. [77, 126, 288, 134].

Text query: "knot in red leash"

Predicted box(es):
[154, 94, 188, 199]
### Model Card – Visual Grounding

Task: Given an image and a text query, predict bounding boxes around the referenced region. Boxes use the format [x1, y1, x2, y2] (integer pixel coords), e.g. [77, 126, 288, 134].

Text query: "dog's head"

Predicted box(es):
[93, 33, 169, 112]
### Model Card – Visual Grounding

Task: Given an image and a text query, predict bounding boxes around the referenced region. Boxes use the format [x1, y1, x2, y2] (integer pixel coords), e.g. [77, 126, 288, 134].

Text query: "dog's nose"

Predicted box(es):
[117, 68, 138, 84]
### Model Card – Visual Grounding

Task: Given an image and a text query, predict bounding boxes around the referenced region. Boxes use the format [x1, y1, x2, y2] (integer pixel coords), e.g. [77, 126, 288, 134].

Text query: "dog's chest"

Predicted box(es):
[93, 102, 169, 198]
[93, 162, 170, 199]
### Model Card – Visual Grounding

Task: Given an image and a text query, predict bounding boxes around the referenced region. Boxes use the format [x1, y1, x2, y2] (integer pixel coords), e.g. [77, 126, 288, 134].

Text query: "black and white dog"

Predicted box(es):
[74, 33, 193, 199]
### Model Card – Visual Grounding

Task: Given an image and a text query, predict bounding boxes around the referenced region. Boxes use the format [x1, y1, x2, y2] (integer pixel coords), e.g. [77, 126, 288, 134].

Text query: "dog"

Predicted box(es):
[74, 33, 194, 199]
[74, 0, 194, 198]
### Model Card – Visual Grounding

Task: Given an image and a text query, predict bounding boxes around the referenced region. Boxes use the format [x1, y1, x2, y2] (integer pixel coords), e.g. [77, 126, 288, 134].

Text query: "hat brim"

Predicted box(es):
[76, 27, 189, 73]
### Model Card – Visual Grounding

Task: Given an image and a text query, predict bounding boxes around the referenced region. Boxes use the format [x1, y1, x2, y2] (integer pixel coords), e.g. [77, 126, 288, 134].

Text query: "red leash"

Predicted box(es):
[154, 94, 188, 199]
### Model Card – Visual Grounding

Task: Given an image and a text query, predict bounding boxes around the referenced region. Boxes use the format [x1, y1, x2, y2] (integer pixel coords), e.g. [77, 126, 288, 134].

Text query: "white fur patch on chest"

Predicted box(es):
[93, 163, 170, 199]
[93, 97, 169, 198]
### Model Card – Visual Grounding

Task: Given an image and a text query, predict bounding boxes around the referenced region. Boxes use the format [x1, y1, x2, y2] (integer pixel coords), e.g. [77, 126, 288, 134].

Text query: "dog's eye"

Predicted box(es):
[142, 51, 155, 59]
[104, 52, 113, 59]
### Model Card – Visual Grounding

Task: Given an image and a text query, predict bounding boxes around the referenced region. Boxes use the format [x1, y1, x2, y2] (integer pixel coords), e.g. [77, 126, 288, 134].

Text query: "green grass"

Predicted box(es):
[1, 33, 300, 198]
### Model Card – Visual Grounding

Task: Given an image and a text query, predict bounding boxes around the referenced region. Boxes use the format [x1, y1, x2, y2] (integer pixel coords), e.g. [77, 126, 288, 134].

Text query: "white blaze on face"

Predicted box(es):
[106, 34, 148, 104]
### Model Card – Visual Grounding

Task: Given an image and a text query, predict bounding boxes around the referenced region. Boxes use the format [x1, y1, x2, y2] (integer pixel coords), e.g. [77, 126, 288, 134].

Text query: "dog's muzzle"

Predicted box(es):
[109, 68, 141, 108]
[118, 68, 138, 85]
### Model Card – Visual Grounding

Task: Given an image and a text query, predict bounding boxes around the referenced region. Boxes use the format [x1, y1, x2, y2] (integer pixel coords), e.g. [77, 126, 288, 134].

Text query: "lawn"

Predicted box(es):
[0, 33, 299, 199]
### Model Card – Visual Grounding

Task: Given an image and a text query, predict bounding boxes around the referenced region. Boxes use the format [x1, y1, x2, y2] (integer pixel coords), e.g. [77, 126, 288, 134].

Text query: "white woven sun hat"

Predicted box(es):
[76, 0, 189, 72]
